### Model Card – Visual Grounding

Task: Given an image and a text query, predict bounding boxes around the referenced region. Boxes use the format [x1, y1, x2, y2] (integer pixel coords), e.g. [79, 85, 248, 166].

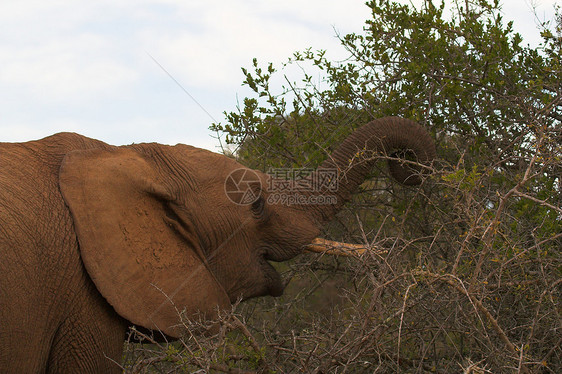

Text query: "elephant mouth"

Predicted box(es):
[257, 239, 368, 297]
[259, 256, 285, 297]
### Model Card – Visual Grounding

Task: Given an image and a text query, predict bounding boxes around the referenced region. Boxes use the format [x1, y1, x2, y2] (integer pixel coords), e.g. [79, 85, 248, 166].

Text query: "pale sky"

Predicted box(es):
[0, 0, 558, 151]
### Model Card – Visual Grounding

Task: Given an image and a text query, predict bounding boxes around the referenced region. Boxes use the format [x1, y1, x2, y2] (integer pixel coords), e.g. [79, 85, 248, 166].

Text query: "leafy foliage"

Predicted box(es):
[128, 0, 561, 372]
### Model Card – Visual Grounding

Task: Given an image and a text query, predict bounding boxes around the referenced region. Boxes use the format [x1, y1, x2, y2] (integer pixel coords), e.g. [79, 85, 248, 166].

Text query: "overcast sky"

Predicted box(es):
[0, 0, 558, 152]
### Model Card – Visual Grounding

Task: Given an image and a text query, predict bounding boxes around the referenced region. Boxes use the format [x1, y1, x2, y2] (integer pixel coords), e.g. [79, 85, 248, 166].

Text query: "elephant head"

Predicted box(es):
[58, 116, 435, 338]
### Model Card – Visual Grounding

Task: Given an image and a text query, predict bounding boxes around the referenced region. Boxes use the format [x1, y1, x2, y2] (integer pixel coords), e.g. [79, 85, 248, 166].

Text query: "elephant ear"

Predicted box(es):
[59, 147, 230, 338]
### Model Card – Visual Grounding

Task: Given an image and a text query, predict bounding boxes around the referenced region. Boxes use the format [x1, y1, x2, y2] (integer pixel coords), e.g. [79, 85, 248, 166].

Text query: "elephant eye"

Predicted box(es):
[251, 196, 266, 219]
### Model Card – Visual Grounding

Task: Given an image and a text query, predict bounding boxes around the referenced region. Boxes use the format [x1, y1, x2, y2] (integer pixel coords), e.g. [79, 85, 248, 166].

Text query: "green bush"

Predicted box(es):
[125, 1, 561, 372]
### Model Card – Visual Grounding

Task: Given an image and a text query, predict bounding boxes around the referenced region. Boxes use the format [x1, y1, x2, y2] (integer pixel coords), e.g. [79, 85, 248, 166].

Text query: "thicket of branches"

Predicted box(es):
[124, 0, 561, 372]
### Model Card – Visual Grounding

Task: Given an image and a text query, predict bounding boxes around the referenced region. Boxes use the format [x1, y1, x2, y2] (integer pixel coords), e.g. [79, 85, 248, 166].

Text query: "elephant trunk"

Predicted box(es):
[304, 117, 436, 224]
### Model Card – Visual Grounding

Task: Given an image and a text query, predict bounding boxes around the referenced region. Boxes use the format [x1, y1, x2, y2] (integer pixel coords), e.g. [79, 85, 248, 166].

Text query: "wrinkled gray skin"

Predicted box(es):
[0, 117, 435, 373]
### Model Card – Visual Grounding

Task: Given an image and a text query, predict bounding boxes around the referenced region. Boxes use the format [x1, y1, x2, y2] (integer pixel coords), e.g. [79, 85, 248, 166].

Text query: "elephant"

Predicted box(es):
[0, 116, 435, 373]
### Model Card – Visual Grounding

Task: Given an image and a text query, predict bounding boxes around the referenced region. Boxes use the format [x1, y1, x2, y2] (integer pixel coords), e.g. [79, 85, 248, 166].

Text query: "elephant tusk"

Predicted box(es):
[306, 238, 385, 257]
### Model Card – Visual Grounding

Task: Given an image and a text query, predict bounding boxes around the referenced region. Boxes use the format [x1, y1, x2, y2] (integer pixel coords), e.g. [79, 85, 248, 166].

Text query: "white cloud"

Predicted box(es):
[0, 35, 138, 101]
[0, 0, 558, 150]
[141, 0, 369, 91]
